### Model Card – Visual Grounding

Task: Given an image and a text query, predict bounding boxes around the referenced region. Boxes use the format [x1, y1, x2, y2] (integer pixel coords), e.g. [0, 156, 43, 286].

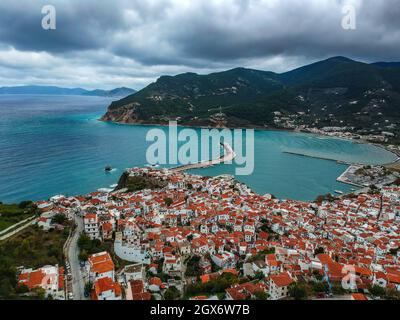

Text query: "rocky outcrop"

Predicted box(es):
[115, 171, 167, 192]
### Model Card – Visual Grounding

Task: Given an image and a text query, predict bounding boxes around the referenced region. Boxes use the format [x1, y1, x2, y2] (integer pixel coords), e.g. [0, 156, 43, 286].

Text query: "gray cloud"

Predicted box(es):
[0, 0, 398, 89]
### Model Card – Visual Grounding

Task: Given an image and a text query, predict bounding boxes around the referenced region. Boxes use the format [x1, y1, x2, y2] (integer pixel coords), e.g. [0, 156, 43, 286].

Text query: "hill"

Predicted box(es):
[101, 57, 400, 130]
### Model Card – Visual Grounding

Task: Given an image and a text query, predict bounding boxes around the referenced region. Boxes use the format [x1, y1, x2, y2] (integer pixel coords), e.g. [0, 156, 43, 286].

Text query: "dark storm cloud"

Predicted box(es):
[0, 0, 399, 89]
[0, 0, 127, 52]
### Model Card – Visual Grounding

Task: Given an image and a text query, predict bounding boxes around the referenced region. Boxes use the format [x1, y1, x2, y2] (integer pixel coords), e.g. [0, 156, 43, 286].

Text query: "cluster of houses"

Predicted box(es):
[22, 167, 400, 300]
[18, 265, 65, 299]
[87, 251, 122, 300]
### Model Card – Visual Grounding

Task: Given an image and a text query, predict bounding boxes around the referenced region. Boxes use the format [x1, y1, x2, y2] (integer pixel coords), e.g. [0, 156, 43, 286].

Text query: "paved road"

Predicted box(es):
[0, 216, 36, 236]
[67, 215, 87, 300]
[0, 218, 37, 241]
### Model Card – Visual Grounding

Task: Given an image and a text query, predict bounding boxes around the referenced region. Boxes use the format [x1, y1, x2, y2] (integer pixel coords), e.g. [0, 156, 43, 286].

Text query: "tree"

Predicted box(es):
[289, 282, 308, 300]
[164, 286, 180, 300]
[164, 197, 173, 207]
[77, 234, 91, 251]
[18, 201, 33, 209]
[385, 287, 400, 300]
[185, 256, 201, 277]
[53, 214, 66, 225]
[79, 249, 89, 262]
[33, 287, 46, 300]
[253, 291, 268, 300]
[85, 281, 93, 295]
[368, 285, 385, 297]
[15, 284, 29, 294]
[332, 283, 346, 295]
[253, 271, 265, 280]
[314, 247, 325, 256]
[315, 193, 336, 203]
[312, 281, 329, 293]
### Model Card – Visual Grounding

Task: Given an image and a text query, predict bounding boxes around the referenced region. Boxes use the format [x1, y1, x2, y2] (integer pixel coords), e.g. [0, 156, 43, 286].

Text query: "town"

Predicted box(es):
[11, 166, 400, 300]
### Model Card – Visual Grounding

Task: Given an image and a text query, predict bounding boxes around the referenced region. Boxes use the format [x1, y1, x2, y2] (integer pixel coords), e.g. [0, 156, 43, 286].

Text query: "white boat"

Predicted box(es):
[334, 190, 344, 195]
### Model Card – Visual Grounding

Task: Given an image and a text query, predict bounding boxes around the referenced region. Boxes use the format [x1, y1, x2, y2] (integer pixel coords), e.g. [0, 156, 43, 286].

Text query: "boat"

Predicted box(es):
[334, 190, 344, 195]
[146, 164, 160, 168]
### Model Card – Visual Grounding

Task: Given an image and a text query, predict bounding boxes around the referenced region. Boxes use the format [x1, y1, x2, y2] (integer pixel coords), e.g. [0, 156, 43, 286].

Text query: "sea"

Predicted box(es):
[0, 94, 396, 203]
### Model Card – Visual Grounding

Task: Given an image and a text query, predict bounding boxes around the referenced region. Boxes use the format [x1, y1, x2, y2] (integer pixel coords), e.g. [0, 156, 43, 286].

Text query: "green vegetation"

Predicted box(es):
[366, 285, 400, 300]
[164, 286, 181, 300]
[252, 291, 268, 300]
[84, 281, 94, 297]
[0, 202, 38, 231]
[184, 272, 238, 298]
[288, 282, 309, 300]
[368, 285, 386, 297]
[103, 57, 400, 131]
[77, 234, 110, 256]
[0, 224, 69, 299]
[315, 193, 337, 203]
[52, 214, 67, 225]
[77, 234, 123, 269]
[164, 197, 173, 207]
[185, 255, 201, 277]
[116, 172, 167, 192]
[288, 281, 331, 300]
[247, 248, 275, 263]
[314, 247, 325, 255]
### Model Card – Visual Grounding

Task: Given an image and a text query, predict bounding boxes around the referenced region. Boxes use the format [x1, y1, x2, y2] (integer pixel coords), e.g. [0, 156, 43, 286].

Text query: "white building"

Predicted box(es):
[268, 272, 294, 300]
[84, 213, 100, 240]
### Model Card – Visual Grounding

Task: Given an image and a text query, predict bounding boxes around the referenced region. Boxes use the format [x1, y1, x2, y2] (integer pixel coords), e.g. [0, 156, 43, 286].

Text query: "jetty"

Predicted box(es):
[171, 142, 236, 172]
[282, 151, 356, 165]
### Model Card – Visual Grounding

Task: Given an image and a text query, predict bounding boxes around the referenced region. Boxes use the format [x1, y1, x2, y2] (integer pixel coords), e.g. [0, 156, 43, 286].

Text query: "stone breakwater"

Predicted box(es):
[171, 142, 236, 172]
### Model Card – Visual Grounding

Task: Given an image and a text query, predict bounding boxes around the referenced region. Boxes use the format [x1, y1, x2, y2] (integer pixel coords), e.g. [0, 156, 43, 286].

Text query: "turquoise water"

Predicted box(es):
[0, 95, 396, 203]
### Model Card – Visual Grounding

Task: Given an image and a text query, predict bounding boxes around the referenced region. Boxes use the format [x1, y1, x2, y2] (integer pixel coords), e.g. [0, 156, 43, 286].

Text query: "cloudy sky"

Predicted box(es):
[0, 0, 398, 90]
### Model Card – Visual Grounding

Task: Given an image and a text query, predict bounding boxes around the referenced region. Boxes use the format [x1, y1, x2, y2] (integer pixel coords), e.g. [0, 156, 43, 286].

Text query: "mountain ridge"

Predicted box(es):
[101, 57, 400, 132]
[0, 85, 136, 98]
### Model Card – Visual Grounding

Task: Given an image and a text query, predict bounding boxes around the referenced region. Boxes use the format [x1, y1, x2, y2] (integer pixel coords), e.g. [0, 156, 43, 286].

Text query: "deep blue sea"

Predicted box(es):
[0, 95, 396, 203]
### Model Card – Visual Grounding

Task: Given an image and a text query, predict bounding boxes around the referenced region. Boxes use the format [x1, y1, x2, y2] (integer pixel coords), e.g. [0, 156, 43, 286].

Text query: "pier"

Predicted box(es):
[171, 142, 236, 172]
[282, 151, 356, 165]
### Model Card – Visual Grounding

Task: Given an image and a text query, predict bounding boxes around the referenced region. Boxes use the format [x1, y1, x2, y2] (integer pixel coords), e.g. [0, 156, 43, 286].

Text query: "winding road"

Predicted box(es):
[67, 215, 87, 300]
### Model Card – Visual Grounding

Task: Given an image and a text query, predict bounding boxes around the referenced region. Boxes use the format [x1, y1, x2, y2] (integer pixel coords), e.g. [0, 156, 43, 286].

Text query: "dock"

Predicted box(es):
[336, 165, 364, 187]
[171, 142, 236, 172]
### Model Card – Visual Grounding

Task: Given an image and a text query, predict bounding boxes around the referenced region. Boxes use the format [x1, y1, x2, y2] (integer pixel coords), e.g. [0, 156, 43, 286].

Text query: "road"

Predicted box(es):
[0, 217, 37, 241]
[67, 215, 87, 300]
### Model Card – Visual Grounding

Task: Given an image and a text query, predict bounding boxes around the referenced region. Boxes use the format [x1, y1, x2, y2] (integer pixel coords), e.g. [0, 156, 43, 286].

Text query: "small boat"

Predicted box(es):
[146, 164, 160, 168]
[334, 190, 344, 195]
[104, 165, 113, 172]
